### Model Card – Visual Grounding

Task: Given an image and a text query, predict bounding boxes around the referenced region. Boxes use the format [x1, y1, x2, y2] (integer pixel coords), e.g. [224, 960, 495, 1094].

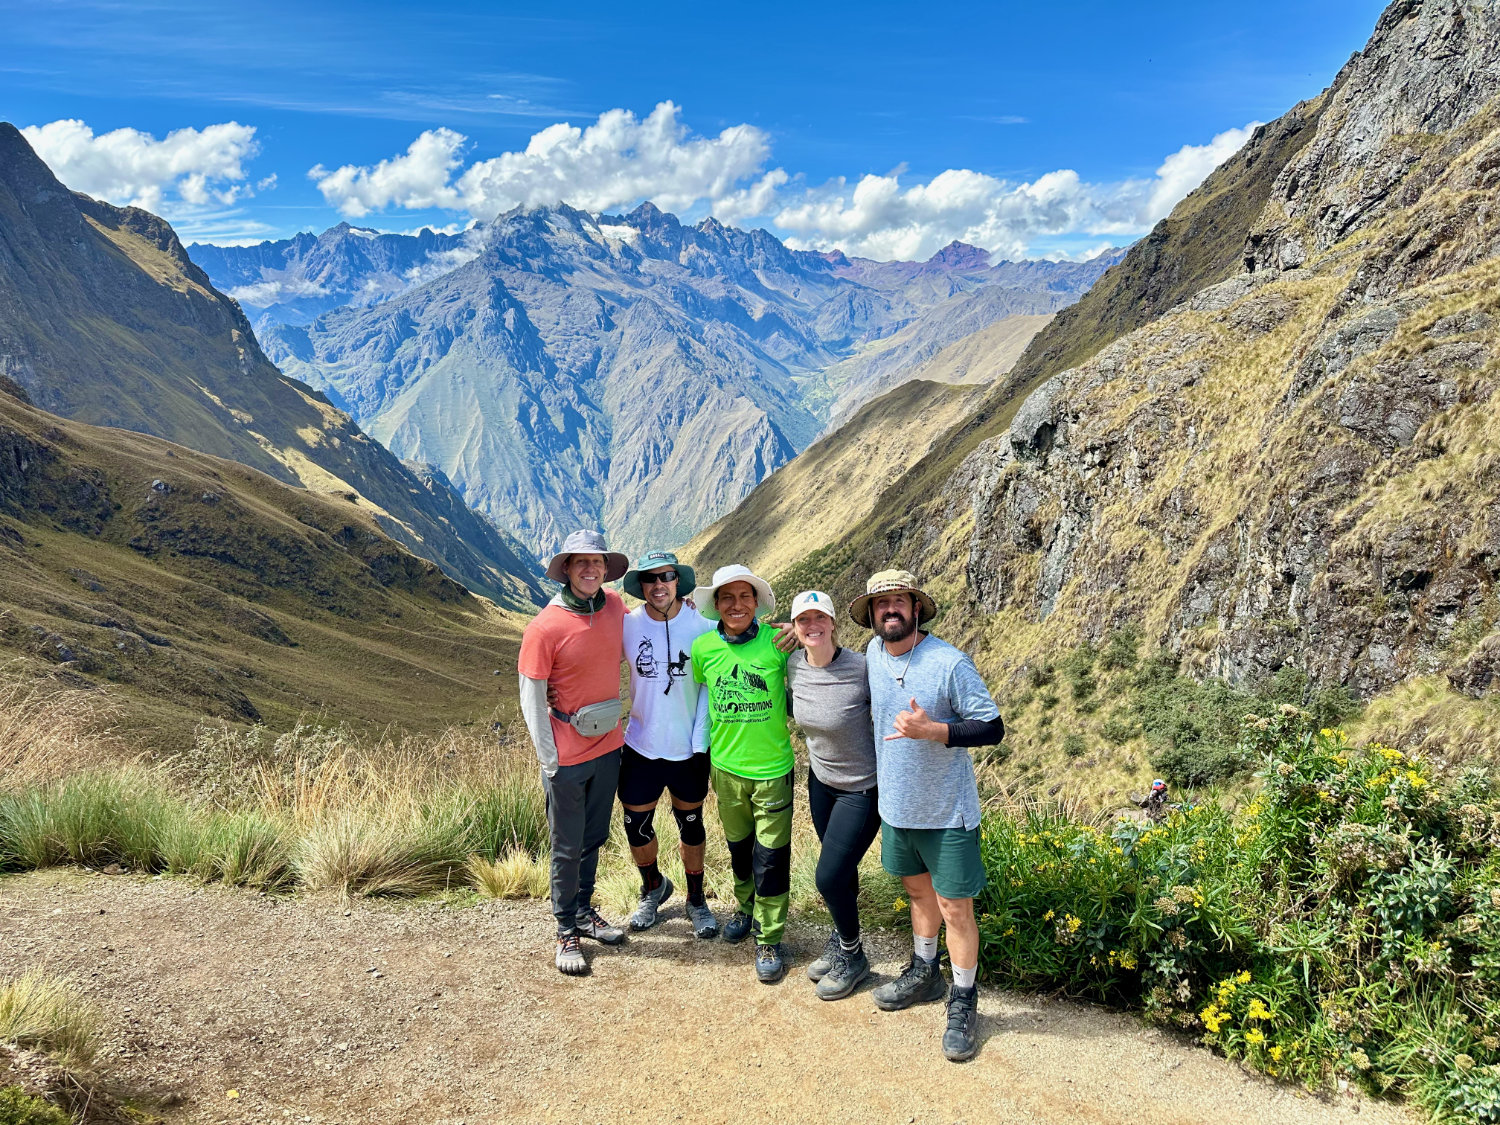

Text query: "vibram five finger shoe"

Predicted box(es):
[943, 985, 980, 1061]
[555, 933, 587, 976]
[686, 899, 720, 939]
[872, 955, 947, 1011]
[807, 929, 840, 982]
[755, 942, 787, 983]
[574, 906, 625, 945]
[629, 876, 674, 931]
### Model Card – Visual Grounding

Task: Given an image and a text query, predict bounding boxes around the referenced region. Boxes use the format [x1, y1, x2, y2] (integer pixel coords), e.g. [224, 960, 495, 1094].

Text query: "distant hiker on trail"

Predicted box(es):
[518, 530, 630, 976]
[690, 564, 795, 983]
[852, 569, 1005, 1062]
[615, 550, 720, 938]
[786, 589, 881, 1001]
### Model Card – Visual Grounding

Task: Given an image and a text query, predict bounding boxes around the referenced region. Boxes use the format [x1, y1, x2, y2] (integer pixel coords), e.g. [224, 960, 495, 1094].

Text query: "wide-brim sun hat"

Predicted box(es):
[544, 529, 629, 584]
[693, 564, 776, 621]
[790, 590, 836, 622]
[622, 550, 697, 600]
[848, 569, 937, 628]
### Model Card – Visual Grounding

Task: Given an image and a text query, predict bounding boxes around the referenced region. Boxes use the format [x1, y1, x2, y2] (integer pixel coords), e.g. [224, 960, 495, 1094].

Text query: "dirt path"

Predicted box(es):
[1, 870, 1412, 1125]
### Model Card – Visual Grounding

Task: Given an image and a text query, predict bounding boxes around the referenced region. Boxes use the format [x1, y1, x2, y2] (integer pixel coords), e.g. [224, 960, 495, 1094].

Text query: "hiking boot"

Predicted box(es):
[806, 929, 840, 982]
[685, 899, 720, 940]
[555, 933, 587, 976]
[722, 909, 756, 944]
[574, 905, 625, 945]
[755, 942, 787, 983]
[872, 955, 947, 1011]
[816, 945, 871, 1001]
[629, 876, 674, 931]
[943, 985, 980, 1061]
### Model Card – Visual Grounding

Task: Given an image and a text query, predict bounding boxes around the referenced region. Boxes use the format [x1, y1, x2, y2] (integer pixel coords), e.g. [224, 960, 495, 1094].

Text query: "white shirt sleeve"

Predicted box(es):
[691, 678, 710, 754]
[518, 674, 560, 777]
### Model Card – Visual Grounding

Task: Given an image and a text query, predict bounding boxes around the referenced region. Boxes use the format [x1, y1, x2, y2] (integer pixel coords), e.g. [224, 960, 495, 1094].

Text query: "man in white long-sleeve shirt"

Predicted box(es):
[518, 529, 630, 976]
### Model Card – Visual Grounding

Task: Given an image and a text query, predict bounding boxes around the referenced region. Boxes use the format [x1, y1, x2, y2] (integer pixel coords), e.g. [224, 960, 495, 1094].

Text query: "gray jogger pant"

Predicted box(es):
[542, 748, 622, 935]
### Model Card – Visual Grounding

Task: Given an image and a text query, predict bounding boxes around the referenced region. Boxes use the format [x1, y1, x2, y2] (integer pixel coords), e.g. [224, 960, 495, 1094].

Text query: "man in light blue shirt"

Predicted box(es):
[851, 569, 1005, 1063]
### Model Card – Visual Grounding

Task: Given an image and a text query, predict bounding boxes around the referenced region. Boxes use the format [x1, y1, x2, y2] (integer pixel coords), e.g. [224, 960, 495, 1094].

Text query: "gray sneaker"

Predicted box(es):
[629, 877, 674, 931]
[755, 942, 787, 983]
[816, 944, 871, 1001]
[555, 933, 587, 975]
[943, 985, 980, 1061]
[722, 909, 756, 944]
[872, 955, 947, 1011]
[574, 905, 625, 945]
[686, 899, 720, 939]
[806, 929, 840, 982]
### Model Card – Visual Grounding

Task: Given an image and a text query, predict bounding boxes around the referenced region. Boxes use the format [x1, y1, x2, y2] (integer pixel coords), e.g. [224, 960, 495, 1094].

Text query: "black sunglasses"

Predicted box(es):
[642, 570, 679, 585]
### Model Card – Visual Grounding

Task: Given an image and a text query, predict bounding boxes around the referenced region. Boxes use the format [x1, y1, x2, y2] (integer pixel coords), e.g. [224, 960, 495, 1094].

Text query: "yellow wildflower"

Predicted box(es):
[1246, 999, 1274, 1022]
[1268, 1046, 1284, 1062]
[1236, 971, 1251, 984]
[1245, 1029, 1266, 1046]
[1200, 1004, 1229, 1034]
[1043, 909, 1055, 921]
[894, 897, 908, 911]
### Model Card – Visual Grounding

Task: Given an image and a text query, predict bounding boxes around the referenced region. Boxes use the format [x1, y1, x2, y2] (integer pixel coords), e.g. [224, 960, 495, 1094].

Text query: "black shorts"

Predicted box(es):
[618, 744, 711, 807]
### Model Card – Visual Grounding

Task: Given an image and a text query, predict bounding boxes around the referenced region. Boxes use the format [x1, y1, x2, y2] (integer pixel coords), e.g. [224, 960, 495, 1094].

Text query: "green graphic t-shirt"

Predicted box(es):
[691, 623, 792, 780]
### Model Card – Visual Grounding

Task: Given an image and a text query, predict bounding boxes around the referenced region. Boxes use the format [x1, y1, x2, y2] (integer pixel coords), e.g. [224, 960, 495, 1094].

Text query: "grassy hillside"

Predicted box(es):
[0, 380, 522, 751]
[0, 123, 543, 609]
[684, 378, 988, 579]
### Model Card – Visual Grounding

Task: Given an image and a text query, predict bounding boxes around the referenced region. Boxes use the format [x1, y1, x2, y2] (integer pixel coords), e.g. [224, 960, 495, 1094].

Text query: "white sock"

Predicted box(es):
[953, 964, 977, 990]
[914, 933, 939, 962]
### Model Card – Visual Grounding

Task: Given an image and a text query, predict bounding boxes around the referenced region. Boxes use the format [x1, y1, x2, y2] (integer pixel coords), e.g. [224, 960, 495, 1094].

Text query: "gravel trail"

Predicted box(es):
[0, 870, 1413, 1125]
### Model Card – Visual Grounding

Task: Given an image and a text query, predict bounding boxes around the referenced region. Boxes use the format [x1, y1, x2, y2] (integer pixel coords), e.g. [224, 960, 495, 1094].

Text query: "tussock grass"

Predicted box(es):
[0, 970, 103, 1067]
[0, 674, 120, 787]
[468, 849, 549, 900]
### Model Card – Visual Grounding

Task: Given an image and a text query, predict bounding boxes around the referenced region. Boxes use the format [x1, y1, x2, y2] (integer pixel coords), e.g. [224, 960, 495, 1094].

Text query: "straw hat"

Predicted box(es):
[848, 569, 937, 628]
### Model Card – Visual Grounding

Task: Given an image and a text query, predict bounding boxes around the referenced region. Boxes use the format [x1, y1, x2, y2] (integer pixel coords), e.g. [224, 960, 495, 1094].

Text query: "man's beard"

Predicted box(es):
[878, 612, 916, 642]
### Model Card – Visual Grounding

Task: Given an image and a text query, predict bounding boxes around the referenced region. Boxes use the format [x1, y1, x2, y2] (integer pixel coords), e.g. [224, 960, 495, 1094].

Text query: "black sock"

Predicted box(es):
[686, 869, 705, 905]
[638, 862, 662, 894]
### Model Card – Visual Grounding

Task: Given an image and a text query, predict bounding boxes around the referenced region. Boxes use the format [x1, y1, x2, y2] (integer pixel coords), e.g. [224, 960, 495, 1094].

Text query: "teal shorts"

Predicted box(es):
[881, 822, 986, 900]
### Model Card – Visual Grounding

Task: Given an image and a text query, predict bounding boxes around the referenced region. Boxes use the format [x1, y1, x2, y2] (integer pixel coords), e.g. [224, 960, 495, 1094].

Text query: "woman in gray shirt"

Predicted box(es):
[786, 590, 880, 1000]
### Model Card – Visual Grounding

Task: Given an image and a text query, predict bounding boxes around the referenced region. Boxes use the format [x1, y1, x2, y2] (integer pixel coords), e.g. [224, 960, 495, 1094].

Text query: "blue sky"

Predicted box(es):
[1, 0, 1389, 259]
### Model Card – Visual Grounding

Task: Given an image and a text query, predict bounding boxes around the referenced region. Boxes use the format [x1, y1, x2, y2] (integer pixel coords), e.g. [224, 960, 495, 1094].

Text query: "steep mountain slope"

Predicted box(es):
[218, 209, 1113, 557]
[685, 377, 990, 580]
[0, 377, 521, 748]
[698, 0, 1500, 797]
[0, 124, 543, 609]
[188, 222, 477, 329]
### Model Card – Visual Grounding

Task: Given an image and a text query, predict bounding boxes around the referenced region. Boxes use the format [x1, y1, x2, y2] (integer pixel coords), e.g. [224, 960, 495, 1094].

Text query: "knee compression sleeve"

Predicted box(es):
[622, 806, 656, 850]
[752, 840, 792, 899]
[726, 834, 754, 881]
[672, 804, 706, 847]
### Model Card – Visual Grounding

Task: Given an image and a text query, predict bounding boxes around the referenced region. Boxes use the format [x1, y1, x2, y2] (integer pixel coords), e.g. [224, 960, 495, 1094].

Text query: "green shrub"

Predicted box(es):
[976, 709, 1500, 1118]
[0, 1087, 72, 1125]
[1100, 625, 1142, 672]
[1062, 733, 1086, 759]
[1027, 662, 1056, 689]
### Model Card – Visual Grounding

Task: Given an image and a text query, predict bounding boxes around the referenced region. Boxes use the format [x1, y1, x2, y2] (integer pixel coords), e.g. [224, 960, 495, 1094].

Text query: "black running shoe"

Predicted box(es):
[722, 909, 755, 944]
[816, 945, 870, 1000]
[872, 955, 947, 1011]
[806, 929, 840, 982]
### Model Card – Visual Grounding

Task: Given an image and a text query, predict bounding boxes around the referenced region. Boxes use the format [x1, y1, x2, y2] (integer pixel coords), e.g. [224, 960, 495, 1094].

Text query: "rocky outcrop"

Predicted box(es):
[956, 0, 1500, 698]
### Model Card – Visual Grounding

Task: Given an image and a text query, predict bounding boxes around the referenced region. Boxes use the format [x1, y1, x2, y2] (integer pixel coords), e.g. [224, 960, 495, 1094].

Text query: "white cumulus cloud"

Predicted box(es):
[309, 102, 778, 222]
[773, 122, 1263, 261]
[22, 119, 262, 213]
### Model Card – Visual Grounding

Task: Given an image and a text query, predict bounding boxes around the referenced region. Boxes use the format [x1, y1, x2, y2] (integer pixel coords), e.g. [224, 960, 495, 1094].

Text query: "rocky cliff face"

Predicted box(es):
[245, 205, 1112, 556]
[958, 0, 1500, 700]
[0, 123, 544, 609]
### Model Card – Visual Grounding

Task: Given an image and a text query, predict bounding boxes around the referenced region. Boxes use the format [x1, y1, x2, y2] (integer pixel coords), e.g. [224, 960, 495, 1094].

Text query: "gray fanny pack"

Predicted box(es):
[551, 699, 621, 738]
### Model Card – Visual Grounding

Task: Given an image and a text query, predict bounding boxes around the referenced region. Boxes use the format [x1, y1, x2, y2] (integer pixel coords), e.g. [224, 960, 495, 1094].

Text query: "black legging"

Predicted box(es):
[807, 771, 881, 943]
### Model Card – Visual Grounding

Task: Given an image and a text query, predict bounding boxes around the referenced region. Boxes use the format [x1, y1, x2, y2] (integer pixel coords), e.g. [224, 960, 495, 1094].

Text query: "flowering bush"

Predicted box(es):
[976, 708, 1500, 1122]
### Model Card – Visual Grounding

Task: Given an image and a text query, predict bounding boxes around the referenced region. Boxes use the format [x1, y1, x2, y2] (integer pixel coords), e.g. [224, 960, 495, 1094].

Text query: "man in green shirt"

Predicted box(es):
[690, 564, 794, 983]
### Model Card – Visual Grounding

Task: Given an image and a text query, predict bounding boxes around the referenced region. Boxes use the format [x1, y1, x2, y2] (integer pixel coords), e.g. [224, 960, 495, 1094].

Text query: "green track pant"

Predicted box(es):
[711, 766, 793, 945]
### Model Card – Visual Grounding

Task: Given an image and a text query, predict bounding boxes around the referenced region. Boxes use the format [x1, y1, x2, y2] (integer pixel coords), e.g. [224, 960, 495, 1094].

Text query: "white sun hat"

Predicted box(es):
[693, 564, 775, 621]
[790, 590, 836, 621]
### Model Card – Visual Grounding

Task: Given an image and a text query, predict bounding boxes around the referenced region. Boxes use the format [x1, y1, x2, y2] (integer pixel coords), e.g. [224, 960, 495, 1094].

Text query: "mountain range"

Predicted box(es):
[191, 209, 1120, 556]
[0, 123, 544, 610]
[694, 0, 1500, 801]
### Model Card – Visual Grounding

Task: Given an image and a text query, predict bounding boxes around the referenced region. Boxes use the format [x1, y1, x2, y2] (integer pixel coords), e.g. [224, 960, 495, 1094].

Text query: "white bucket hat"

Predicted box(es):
[790, 590, 836, 621]
[693, 564, 776, 621]
[544, 529, 629, 584]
